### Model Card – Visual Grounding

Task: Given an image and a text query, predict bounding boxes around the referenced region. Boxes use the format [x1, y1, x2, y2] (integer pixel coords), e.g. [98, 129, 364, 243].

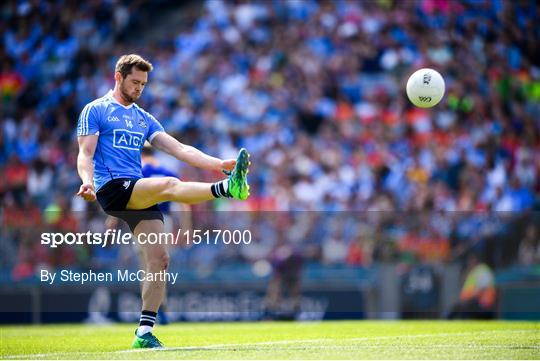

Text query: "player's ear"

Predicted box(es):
[114, 71, 122, 82]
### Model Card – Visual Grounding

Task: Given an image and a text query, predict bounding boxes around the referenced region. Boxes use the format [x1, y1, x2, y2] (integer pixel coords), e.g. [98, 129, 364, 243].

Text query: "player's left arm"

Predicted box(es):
[150, 131, 236, 172]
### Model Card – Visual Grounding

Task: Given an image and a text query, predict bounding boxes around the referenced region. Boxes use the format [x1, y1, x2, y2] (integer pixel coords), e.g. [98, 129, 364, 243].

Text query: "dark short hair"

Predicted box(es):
[115, 54, 153, 79]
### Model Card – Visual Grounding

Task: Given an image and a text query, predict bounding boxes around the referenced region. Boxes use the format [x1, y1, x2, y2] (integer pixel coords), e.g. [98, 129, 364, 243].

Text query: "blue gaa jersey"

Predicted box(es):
[77, 90, 164, 190]
[142, 164, 177, 214]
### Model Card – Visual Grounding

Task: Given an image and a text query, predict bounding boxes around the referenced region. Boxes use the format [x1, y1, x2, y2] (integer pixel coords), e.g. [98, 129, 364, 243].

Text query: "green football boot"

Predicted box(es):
[132, 330, 164, 349]
[227, 148, 250, 200]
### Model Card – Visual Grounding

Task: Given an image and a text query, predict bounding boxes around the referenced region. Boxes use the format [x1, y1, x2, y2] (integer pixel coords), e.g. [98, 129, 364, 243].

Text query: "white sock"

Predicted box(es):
[137, 325, 153, 336]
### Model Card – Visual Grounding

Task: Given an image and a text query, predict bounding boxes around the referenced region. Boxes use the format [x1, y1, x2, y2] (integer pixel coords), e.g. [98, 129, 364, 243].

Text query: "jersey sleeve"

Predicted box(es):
[145, 111, 165, 142]
[77, 103, 100, 136]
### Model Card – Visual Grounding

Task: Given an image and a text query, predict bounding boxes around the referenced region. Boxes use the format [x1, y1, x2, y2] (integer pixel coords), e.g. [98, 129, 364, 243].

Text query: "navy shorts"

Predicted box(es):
[96, 178, 164, 232]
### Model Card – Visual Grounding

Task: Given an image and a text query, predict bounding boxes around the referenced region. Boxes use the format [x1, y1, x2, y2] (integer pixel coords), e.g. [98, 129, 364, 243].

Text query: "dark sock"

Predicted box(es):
[139, 310, 157, 328]
[211, 179, 229, 198]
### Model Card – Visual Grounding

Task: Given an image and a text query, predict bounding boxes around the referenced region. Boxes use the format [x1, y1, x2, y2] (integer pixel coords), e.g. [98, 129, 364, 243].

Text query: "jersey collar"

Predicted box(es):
[106, 90, 135, 109]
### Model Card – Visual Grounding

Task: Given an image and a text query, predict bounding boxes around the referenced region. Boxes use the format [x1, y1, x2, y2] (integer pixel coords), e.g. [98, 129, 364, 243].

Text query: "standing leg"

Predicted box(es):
[131, 219, 168, 348]
[136, 219, 169, 313]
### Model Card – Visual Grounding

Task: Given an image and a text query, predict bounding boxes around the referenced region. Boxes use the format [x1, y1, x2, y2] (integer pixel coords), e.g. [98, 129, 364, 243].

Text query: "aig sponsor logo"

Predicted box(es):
[113, 129, 144, 151]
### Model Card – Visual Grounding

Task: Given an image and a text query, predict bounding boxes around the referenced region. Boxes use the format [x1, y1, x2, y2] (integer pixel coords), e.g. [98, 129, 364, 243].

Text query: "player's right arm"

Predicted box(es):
[76, 103, 101, 202]
[77, 135, 98, 202]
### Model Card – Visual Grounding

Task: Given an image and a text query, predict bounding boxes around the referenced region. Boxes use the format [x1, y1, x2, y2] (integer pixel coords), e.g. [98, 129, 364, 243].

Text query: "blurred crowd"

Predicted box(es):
[1, 0, 539, 278]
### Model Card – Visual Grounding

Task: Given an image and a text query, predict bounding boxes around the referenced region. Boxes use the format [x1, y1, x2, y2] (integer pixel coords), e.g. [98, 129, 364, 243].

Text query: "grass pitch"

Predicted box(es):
[1, 321, 538, 359]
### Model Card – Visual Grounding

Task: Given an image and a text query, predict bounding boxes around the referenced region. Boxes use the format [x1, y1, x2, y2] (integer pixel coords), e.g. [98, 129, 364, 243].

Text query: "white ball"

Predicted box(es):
[406, 68, 445, 108]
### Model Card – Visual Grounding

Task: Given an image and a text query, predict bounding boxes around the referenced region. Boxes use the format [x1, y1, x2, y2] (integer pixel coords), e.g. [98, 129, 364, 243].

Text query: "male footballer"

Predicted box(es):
[76, 54, 250, 348]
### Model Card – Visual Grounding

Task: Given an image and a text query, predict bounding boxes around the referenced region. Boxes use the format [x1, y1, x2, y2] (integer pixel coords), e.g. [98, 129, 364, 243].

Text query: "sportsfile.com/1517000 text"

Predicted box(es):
[40, 229, 252, 248]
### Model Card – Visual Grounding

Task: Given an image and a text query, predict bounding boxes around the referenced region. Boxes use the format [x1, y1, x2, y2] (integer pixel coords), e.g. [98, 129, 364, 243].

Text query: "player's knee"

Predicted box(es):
[161, 177, 181, 198]
[147, 251, 169, 271]
[161, 252, 170, 270]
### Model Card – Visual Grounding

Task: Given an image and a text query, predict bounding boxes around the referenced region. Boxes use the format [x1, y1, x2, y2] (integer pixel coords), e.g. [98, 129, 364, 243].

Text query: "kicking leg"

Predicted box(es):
[127, 177, 215, 209]
[126, 148, 250, 210]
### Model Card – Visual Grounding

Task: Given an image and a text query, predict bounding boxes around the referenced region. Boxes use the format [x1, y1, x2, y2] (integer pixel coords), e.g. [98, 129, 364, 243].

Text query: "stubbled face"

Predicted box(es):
[118, 68, 148, 103]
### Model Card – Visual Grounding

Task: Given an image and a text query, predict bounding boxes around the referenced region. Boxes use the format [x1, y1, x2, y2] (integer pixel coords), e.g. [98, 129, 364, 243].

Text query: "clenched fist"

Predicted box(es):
[77, 183, 96, 202]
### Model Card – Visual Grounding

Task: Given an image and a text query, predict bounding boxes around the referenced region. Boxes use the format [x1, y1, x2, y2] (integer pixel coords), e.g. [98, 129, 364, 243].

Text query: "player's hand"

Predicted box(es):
[221, 159, 236, 172]
[77, 183, 96, 202]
